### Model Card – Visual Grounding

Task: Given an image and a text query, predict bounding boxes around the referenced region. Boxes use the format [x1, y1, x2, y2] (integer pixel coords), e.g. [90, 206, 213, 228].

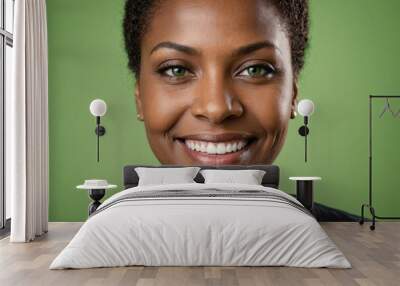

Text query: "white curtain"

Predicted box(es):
[7, 0, 49, 242]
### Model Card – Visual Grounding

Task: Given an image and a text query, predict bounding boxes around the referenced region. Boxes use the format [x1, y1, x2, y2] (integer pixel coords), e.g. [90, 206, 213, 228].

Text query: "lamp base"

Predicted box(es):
[95, 125, 106, 136]
[88, 189, 105, 215]
[298, 126, 309, 136]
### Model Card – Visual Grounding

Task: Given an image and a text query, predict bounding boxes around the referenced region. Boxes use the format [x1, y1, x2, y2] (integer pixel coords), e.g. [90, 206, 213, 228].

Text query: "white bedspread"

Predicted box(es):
[50, 183, 351, 269]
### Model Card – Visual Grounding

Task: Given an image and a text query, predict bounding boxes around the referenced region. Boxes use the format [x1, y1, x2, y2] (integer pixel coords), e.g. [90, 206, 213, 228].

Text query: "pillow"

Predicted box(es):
[135, 167, 201, 186]
[200, 169, 266, 185]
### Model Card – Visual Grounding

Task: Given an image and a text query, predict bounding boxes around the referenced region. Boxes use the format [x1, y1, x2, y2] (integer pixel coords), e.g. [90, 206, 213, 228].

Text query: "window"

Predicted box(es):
[1, 0, 14, 231]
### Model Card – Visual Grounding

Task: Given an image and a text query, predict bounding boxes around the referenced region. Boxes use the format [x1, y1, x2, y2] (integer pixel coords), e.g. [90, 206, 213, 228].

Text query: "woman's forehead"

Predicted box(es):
[141, 0, 289, 57]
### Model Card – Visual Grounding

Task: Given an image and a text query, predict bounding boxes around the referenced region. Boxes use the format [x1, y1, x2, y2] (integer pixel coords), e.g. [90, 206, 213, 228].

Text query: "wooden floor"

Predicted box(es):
[0, 222, 399, 286]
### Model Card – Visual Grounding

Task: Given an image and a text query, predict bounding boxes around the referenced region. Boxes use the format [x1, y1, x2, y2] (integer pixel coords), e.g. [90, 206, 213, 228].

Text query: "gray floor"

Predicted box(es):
[0, 222, 399, 286]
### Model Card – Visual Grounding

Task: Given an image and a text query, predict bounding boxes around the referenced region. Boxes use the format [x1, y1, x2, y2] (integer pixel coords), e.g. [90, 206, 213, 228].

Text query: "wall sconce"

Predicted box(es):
[297, 99, 315, 162]
[89, 99, 107, 162]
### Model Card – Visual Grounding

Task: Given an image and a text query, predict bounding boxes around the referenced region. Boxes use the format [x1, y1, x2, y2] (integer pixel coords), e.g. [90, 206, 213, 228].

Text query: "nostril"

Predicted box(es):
[190, 94, 244, 124]
[197, 106, 243, 124]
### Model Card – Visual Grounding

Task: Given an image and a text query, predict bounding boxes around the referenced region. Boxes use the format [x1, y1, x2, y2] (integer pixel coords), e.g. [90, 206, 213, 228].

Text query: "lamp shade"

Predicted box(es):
[89, 99, 107, 117]
[297, 99, 315, 116]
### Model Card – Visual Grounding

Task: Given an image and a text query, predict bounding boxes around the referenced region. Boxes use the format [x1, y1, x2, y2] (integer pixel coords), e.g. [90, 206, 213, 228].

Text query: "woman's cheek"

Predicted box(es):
[244, 88, 291, 132]
[141, 87, 190, 134]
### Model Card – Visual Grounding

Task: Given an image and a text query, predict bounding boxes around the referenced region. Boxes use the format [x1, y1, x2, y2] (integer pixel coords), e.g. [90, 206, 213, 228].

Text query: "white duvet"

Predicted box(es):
[50, 183, 351, 269]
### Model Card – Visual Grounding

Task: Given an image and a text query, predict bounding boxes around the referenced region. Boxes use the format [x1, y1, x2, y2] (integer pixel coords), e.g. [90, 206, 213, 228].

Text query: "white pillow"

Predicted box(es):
[200, 169, 266, 185]
[135, 167, 201, 186]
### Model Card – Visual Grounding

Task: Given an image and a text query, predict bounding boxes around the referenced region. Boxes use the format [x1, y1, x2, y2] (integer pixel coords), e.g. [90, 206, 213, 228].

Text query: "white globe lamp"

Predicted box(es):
[297, 99, 315, 117]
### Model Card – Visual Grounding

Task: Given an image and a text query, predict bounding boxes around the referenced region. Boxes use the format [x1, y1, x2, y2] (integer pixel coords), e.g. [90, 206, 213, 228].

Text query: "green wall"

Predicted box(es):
[47, 0, 400, 221]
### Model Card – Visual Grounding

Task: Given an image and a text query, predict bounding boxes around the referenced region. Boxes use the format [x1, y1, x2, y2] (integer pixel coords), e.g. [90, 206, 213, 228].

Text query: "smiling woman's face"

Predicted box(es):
[135, 0, 297, 165]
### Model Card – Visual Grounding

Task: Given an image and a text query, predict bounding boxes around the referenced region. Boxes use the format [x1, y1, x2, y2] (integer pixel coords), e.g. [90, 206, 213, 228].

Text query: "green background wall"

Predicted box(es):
[47, 0, 400, 221]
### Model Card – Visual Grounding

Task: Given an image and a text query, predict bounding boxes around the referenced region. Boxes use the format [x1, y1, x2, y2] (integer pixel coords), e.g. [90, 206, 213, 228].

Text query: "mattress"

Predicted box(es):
[49, 183, 351, 269]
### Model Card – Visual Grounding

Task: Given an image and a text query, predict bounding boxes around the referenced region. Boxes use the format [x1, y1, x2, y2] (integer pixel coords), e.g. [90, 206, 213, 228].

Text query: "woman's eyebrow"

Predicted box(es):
[150, 41, 199, 56]
[233, 41, 279, 57]
[150, 41, 278, 56]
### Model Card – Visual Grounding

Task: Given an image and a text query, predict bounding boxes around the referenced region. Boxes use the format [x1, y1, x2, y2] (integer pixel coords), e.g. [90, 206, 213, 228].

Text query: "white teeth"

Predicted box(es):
[184, 139, 248, 154]
[232, 142, 237, 152]
[206, 143, 217, 154]
[216, 143, 226, 154]
[226, 143, 232, 152]
[200, 142, 207, 152]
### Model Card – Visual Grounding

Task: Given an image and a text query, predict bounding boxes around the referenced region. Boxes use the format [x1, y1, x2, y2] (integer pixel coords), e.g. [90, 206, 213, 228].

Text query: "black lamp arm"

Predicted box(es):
[94, 117, 106, 136]
[94, 116, 106, 162]
[297, 116, 310, 162]
[304, 116, 308, 126]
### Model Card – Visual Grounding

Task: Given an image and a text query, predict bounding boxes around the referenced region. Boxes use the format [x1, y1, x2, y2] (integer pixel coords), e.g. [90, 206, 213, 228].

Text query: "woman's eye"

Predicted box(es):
[238, 64, 276, 78]
[158, 65, 190, 78]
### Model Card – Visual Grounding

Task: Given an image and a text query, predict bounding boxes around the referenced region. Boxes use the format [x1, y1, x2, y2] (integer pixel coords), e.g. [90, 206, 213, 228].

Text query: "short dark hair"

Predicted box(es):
[123, 0, 309, 79]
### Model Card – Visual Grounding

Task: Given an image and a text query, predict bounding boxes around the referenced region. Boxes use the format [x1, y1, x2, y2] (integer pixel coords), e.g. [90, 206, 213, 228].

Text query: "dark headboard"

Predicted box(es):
[123, 165, 280, 189]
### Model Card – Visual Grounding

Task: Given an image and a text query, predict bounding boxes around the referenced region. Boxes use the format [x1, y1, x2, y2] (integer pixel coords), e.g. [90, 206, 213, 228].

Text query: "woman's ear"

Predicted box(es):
[290, 81, 298, 119]
[134, 82, 144, 121]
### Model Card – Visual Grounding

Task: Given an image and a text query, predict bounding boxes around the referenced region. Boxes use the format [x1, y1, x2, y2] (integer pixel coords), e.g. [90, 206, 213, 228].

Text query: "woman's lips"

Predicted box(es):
[174, 133, 256, 164]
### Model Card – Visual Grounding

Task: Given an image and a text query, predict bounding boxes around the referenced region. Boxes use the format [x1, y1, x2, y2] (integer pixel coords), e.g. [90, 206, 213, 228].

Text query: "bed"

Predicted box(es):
[49, 165, 351, 269]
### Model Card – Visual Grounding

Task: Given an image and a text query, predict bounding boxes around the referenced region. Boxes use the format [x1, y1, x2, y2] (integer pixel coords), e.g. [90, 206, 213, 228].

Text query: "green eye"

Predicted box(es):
[164, 66, 188, 77]
[240, 64, 276, 78]
[248, 66, 266, 76]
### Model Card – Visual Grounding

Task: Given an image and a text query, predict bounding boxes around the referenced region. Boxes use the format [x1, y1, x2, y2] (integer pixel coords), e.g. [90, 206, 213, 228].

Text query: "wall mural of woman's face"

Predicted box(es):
[135, 0, 297, 165]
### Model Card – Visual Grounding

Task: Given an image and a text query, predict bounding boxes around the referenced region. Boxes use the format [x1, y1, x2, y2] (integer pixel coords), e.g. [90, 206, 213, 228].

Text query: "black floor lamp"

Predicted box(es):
[360, 95, 400, 230]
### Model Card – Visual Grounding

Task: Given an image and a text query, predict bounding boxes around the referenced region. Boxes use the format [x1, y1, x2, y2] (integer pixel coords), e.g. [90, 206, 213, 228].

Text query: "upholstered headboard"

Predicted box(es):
[123, 165, 280, 189]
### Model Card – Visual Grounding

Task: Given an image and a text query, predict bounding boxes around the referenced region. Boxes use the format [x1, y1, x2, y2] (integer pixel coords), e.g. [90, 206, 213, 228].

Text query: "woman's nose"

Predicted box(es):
[191, 74, 244, 124]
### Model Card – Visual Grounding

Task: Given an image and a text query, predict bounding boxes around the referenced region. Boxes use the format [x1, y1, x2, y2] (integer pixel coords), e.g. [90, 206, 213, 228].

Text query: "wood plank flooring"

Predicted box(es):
[0, 222, 399, 286]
